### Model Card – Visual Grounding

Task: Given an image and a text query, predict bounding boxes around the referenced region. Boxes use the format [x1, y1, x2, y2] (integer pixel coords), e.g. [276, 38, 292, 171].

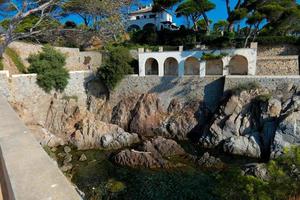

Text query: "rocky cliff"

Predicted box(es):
[14, 81, 300, 168]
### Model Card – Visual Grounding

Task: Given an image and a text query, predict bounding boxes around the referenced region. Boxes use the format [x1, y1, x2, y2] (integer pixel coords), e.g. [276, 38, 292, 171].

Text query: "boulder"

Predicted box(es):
[155, 101, 201, 140]
[141, 136, 186, 157]
[111, 95, 139, 130]
[101, 132, 140, 150]
[242, 163, 269, 180]
[271, 111, 300, 158]
[129, 94, 165, 136]
[113, 149, 168, 169]
[197, 152, 225, 169]
[223, 134, 262, 158]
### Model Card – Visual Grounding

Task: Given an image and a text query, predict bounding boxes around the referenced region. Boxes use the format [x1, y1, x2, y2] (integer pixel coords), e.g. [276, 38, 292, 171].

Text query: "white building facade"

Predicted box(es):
[138, 47, 258, 77]
[127, 6, 178, 31]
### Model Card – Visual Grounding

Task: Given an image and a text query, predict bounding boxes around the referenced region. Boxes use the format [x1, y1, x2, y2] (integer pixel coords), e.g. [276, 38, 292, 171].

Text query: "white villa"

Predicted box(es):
[127, 5, 178, 32]
[137, 44, 258, 77]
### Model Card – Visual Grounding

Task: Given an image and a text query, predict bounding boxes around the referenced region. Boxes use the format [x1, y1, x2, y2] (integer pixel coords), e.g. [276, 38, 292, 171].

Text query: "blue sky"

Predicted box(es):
[2, 0, 300, 27]
[61, 0, 300, 27]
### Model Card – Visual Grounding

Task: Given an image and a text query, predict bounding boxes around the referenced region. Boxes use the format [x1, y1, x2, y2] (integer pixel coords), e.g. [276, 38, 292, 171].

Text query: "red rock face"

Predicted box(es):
[129, 94, 165, 137]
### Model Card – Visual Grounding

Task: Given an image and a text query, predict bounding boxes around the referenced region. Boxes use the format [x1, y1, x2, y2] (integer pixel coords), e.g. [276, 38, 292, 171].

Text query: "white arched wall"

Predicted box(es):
[138, 48, 257, 77]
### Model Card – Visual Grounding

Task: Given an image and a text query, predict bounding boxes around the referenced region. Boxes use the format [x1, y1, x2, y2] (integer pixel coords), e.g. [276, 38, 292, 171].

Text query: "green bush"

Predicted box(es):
[216, 146, 300, 200]
[0, 57, 3, 70]
[201, 53, 228, 61]
[5, 48, 26, 73]
[254, 36, 300, 45]
[28, 45, 69, 92]
[97, 46, 133, 90]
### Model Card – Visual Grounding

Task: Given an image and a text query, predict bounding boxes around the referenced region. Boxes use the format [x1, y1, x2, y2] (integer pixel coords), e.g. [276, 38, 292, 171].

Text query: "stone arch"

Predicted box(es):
[127, 24, 141, 32]
[206, 59, 223, 75]
[228, 55, 248, 75]
[143, 23, 156, 31]
[164, 57, 179, 76]
[184, 57, 199, 75]
[145, 58, 159, 75]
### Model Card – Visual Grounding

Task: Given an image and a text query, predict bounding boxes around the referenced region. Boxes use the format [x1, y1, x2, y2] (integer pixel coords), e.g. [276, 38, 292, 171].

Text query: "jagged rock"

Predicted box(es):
[141, 136, 186, 158]
[113, 137, 186, 169]
[242, 163, 269, 180]
[129, 94, 165, 137]
[79, 154, 87, 162]
[223, 134, 262, 158]
[167, 99, 182, 113]
[101, 132, 140, 150]
[44, 98, 140, 150]
[41, 130, 66, 148]
[155, 101, 201, 140]
[271, 111, 300, 158]
[267, 98, 282, 117]
[197, 152, 225, 169]
[113, 149, 168, 169]
[111, 95, 139, 130]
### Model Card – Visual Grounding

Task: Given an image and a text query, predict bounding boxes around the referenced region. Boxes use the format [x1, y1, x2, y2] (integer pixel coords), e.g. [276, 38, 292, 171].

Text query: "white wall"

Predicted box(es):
[138, 48, 257, 77]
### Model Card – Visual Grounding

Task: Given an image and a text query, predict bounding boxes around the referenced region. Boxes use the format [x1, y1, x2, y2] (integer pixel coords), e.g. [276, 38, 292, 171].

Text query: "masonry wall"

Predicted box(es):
[0, 70, 92, 124]
[8, 41, 102, 71]
[256, 56, 299, 75]
[257, 44, 299, 57]
[110, 76, 225, 111]
[224, 75, 300, 92]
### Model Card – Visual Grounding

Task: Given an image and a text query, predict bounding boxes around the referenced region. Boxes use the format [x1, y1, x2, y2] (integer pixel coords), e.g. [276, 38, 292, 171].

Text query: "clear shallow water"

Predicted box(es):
[47, 145, 258, 200]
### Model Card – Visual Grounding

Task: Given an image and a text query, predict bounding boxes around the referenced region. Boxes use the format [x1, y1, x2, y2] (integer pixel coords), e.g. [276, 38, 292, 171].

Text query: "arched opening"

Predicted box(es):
[143, 23, 156, 31]
[228, 55, 248, 75]
[184, 57, 199, 75]
[206, 59, 223, 75]
[164, 57, 178, 76]
[145, 58, 159, 75]
[127, 24, 141, 32]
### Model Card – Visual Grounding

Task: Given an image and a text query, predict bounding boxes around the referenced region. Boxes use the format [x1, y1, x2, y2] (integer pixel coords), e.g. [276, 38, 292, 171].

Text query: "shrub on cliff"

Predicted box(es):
[0, 58, 3, 70]
[28, 45, 69, 92]
[97, 46, 133, 90]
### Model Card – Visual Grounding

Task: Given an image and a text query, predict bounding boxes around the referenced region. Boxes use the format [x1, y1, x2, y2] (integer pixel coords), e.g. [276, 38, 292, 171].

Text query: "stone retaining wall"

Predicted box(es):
[258, 44, 299, 57]
[257, 56, 299, 75]
[110, 76, 225, 111]
[0, 70, 93, 124]
[8, 41, 102, 71]
[224, 75, 300, 92]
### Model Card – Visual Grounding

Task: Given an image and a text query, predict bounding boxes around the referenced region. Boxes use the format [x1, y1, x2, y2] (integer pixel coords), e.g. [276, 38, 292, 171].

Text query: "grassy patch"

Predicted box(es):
[62, 95, 78, 102]
[5, 47, 26, 73]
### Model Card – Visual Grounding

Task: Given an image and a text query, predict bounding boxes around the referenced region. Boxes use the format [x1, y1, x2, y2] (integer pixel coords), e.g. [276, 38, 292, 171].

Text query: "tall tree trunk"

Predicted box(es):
[244, 25, 253, 48]
[202, 12, 210, 35]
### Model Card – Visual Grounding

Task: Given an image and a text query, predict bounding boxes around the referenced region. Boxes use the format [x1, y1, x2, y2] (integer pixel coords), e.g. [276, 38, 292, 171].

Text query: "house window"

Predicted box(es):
[136, 16, 140, 20]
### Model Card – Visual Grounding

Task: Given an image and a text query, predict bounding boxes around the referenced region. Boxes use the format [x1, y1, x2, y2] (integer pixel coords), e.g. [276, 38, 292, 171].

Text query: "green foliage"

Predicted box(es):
[0, 57, 3, 70]
[97, 46, 133, 90]
[216, 168, 271, 200]
[28, 45, 69, 93]
[216, 146, 300, 200]
[201, 52, 228, 61]
[5, 48, 26, 73]
[254, 36, 300, 45]
[0, 15, 60, 34]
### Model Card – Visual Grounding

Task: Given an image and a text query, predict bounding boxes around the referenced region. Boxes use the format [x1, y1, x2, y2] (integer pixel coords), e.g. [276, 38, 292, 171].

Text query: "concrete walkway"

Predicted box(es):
[0, 96, 81, 200]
